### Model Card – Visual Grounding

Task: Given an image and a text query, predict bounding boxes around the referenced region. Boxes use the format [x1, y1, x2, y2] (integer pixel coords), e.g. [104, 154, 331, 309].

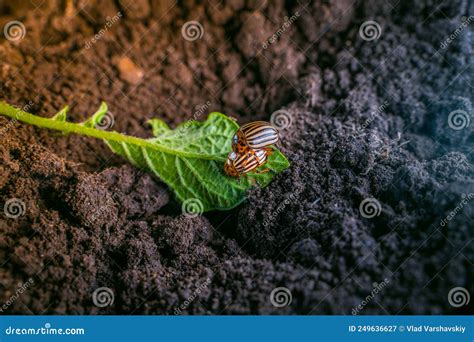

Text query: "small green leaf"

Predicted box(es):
[147, 119, 170, 136]
[51, 106, 68, 122]
[81, 102, 108, 128]
[0, 101, 290, 212]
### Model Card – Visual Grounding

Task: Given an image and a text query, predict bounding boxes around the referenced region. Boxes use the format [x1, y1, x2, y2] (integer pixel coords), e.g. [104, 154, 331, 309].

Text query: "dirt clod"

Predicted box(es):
[113, 56, 145, 85]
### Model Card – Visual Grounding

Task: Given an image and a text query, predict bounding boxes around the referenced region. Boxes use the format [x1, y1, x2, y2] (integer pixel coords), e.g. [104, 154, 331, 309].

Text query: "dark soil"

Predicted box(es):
[0, 0, 473, 314]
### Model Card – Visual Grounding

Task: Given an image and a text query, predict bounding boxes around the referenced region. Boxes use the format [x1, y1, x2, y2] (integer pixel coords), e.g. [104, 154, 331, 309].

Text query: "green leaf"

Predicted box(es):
[147, 114, 237, 160]
[0, 101, 290, 212]
[107, 112, 289, 211]
[51, 106, 69, 122]
[147, 119, 170, 136]
[81, 102, 108, 128]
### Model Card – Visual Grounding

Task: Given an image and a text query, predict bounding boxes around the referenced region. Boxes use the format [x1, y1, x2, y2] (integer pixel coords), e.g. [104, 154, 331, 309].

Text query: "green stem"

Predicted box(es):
[0, 101, 216, 159]
[0, 101, 155, 147]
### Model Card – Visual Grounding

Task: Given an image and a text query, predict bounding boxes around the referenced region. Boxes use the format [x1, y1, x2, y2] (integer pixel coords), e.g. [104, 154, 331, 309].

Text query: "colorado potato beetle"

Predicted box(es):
[224, 149, 270, 178]
[232, 121, 279, 155]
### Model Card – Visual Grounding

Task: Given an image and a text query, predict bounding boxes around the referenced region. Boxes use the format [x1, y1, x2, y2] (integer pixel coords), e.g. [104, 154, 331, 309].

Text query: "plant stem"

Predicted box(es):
[0, 101, 157, 147]
[0, 101, 228, 160]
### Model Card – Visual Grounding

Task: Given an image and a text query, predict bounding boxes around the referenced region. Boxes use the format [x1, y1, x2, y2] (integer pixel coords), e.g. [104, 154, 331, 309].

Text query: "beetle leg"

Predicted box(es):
[254, 168, 270, 174]
[247, 175, 256, 185]
[237, 173, 249, 184]
[263, 147, 274, 156]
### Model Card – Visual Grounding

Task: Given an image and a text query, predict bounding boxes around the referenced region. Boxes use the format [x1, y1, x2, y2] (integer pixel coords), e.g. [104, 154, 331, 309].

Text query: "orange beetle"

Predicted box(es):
[224, 150, 271, 178]
[232, 121, 279, 155]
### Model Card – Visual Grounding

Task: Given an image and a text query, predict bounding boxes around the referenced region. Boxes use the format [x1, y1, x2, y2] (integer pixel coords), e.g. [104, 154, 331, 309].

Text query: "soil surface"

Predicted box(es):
[0, 0, 473, 314]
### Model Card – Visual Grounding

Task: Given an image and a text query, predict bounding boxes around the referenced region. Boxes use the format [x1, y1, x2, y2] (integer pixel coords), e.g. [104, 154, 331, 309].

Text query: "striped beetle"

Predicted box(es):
[232, 121, 279, 155]
[224, 149, 271, 178]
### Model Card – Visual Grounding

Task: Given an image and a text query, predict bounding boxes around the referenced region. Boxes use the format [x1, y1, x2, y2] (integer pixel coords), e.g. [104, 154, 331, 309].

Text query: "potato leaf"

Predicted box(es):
[0, 101, 290, 211]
